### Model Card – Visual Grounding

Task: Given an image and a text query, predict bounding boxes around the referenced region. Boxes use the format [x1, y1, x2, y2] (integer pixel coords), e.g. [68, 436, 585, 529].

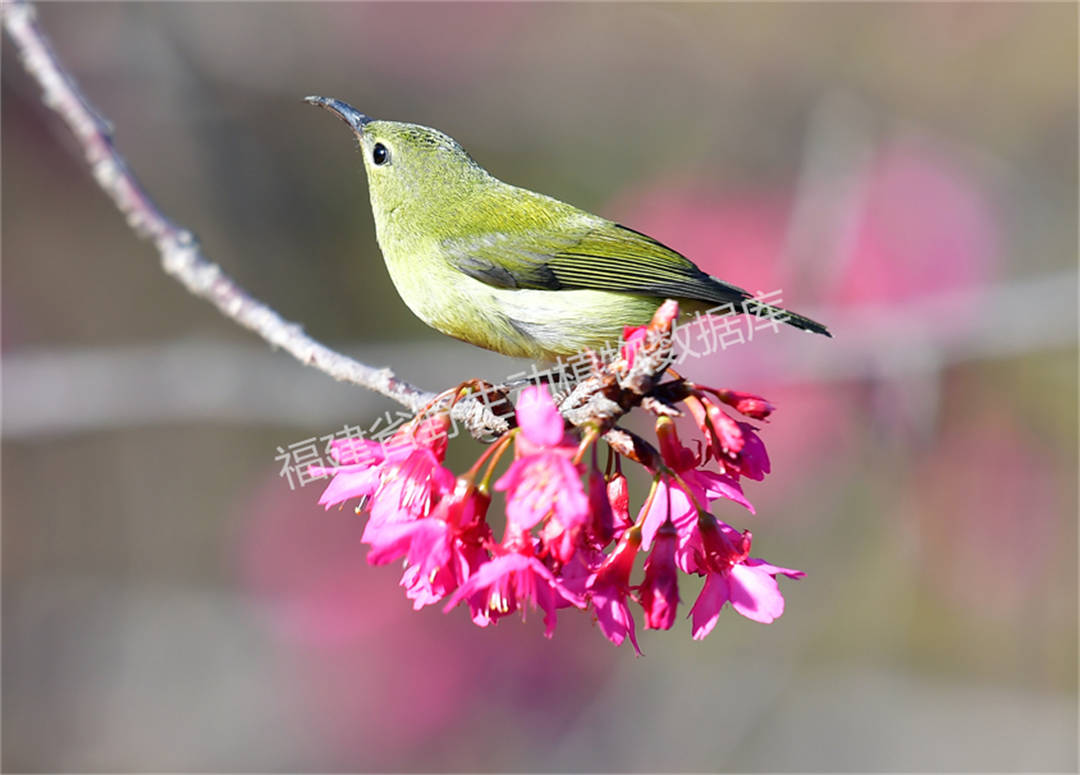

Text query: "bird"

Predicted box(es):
[306, 96, 830, 362]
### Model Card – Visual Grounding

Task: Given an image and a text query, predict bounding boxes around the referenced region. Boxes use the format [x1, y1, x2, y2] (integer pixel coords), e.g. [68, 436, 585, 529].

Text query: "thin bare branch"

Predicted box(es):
[2, 0, 511, 439]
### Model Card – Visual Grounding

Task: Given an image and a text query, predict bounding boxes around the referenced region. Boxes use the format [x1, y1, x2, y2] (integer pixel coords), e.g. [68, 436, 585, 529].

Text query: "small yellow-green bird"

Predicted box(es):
[306, 96, 830, 361]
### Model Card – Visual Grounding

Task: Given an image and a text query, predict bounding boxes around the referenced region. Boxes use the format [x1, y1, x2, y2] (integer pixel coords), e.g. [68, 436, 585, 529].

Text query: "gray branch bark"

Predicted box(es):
[2, 0, 510, 439]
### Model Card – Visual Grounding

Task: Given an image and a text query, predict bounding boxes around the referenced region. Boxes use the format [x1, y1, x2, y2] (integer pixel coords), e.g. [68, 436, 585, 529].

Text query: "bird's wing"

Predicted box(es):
[445, 219, 751, 304]
[444, 217, 832, 336]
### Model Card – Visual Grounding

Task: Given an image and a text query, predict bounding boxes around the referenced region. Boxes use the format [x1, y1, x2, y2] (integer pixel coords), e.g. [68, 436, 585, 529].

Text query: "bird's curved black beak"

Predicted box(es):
[305, 96, 372, 135]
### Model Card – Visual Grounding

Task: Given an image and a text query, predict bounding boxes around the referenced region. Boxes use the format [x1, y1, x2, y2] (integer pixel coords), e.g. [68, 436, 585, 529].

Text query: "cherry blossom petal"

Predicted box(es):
[316, 467, 382, 510]
[443, 553, 584, 637]
[641, 480, 697, 550]
[734, 424, 771, 481]
[728, 563, 786, 623]
[592, 591, 642, 654]
[744, 557, 806, 579]
[690, 573, 731, 640]
[516, 385, 565, 447]
[694, 470, 755, 514]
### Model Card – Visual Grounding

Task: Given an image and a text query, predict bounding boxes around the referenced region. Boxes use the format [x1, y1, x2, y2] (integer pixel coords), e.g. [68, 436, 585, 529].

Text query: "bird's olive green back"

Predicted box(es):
[353, 117, 828, 338]
[360, 120, 748, 305]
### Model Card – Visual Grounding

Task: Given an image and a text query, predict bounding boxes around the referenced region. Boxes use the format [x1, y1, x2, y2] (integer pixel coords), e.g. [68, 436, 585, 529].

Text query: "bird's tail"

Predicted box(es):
[696, 278, 832, 337]
[760, 302, 831, 337]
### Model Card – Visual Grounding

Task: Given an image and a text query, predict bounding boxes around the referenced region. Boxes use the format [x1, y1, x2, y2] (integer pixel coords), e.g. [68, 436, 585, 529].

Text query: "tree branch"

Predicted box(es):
[2, 0, 510, 439]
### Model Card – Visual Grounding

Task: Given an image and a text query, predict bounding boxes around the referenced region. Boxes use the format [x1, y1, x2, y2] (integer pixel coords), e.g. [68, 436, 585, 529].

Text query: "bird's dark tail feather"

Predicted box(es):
[767, 304, 831, 337]
[702, 277, 831, 337]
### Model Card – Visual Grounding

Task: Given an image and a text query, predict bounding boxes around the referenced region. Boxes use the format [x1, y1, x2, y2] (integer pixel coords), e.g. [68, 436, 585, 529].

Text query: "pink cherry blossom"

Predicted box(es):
[309, 437, 386, 510]
[586, 528, 642, 654]
[713, 389, 775, 421]
[516, 384, 567, 448]
[398, 529, 490, 616]
[686, 392, 745, 460]
[365, 481, 493, 613]
[365, 516, 451, 580]
[537, 511, 581, 565]
[688, 519, 804, 639]
[495, 386, 588, 541]
[639, 478, 696, 551]
[553, 547, 598, 607]
[368, 446, 455, 527]
[584, 468, 615, 550]
[606, 472, 633, 537]
[729, 423, 771, 481]
[639, 519, 680, 630]
[312, 415, 454, 516]
[444, 552, 585, 637]
[681, 396, 772, 482]
[496, 453, 588, 533]
[641, 418, 754, 550]
[435, 539, 495, 626]
[301, 318, 807, 650]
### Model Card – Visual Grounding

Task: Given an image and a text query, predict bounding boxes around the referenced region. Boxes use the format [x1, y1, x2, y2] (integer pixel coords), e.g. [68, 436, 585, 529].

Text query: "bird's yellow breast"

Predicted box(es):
[377, 237, 658, 361]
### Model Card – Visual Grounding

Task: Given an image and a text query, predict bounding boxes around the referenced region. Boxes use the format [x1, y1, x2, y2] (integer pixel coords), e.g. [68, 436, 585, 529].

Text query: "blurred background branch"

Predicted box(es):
[4, 269, 1075, 439]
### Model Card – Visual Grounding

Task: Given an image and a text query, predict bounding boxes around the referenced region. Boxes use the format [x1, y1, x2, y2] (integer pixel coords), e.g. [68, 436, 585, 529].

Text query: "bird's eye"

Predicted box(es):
[372, 143, 390, 166]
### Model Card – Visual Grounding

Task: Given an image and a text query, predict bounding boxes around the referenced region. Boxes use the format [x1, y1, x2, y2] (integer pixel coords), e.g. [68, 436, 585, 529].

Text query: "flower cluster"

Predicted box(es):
[310, 305, 803, 652]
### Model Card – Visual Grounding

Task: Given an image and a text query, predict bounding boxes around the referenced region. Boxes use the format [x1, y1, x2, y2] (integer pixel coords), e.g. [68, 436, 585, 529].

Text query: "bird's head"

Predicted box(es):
[305, 96, 487, 230]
